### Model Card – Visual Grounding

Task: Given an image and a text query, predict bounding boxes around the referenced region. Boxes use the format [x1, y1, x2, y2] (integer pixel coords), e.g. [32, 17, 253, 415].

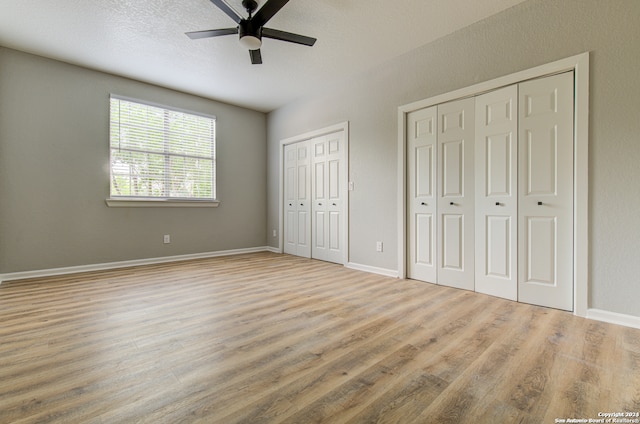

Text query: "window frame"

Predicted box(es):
[106, 95, 219, 208]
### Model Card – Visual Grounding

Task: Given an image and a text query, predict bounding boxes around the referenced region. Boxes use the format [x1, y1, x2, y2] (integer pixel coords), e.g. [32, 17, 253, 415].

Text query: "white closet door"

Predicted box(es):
[475, 85, 519, 300]
[518, 72, 574, 311]
[312, 135, 329, 261]
[407, 106, 438, 283]
[437, 98, 475, 291]
[311, 131, 345, 264]
[297, 142, 312, 258]
[325, 131, 345, 264]
[284, 143, 298, 255]
[284, 141, 311, 258]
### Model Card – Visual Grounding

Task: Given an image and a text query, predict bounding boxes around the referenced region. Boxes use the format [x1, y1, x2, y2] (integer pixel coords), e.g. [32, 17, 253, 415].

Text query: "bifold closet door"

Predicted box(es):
[437, 98, 475, 291]
[475, 85, 519, 300]
[406, 72, 574, 310]
[311, 132, 345, 264]
[407, 106, 438, 283]
[283, 142, 311, 258]
[474, 73, 574, 309]
[518, 72, 574, 311]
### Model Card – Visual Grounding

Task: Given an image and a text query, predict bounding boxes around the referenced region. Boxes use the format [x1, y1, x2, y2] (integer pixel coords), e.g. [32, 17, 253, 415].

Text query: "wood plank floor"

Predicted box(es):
[1, 252, 639, 423]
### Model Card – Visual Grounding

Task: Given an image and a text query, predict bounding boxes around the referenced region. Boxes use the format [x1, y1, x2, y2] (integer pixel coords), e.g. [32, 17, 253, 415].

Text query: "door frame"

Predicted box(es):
[397, 52, 589, 317]
[279, 121, 350, 265]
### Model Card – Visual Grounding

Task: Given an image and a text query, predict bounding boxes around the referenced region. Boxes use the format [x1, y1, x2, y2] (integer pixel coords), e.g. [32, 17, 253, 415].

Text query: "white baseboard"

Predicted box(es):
[0, 246, 275, 284]
[346, 262, 399, 278]
[346, 265, 640, 330]
[586, 308, 640, 330]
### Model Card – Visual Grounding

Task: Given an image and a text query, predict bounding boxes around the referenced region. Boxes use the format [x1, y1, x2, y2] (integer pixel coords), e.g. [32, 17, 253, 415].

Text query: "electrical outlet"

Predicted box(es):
[376, 241, 383, 252]
[348, 181, 354, 191]
[163, 234, 171, 244]
[272, 229, 277, 237]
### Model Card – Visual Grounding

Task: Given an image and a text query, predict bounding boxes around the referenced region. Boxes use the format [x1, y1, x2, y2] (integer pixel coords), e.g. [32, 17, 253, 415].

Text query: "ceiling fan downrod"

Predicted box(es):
[242, 0, 259, 17]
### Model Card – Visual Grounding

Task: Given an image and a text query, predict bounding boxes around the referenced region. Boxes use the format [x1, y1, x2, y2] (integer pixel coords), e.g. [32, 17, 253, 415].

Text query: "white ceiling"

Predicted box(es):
[0, 0, 526, 112]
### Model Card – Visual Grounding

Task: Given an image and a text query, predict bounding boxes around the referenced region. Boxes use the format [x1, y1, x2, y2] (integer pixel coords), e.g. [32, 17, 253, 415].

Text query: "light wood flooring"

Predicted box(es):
[1, 252, 639, 423]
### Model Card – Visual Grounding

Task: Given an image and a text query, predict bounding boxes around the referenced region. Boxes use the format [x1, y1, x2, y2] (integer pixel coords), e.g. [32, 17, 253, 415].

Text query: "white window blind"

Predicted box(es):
[109, 96, 216, 200]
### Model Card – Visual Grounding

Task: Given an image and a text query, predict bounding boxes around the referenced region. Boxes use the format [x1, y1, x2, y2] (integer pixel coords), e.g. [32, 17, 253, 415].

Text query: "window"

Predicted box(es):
[108, 96, 216, 205]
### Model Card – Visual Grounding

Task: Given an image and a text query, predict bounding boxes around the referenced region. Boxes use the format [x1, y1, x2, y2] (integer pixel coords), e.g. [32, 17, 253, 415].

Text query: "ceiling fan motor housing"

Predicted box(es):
[239, 20, 262, 49]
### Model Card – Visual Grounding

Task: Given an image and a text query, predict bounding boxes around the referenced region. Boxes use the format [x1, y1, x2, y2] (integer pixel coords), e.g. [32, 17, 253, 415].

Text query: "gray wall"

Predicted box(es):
[0, 47, 267, 273]
[267, 0, 640, 317]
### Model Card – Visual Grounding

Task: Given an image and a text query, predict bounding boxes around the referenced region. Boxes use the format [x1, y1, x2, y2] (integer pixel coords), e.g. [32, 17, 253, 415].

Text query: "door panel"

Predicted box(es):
[442, 140, 464, 197]
[518, 72, 574, 311]
[325, 132, 345, 264]
[285, 209, 296, 248]
[314, 210, 326, 250]
[408, 106, 438, 282]
[298, 166, 308, 200]
[311, 132, 345, 264]
[486, 215, 511, 278]
[437, 98, 475, 290]
[416, 145, 434, 197]
[311, 136, 329, 261]
[525, 129, 557, 195]
[312, 157, 327, 260]
[284, 143, 297, 255]
[486, 134, 512, 196]
[297, 209, 309, 250]
[297, 143, 311, 258]
[314, 162, 325, 200]
[525, 216, 556, 284]
[329, 211, 340, 251]
[283, 142, 311, 258]
[326, 134, 343, 263]
[442, 214, 463, 270]
[415, 214, 434, 268]
[329, 159, 340, 199]
[475, 85, 518, 300]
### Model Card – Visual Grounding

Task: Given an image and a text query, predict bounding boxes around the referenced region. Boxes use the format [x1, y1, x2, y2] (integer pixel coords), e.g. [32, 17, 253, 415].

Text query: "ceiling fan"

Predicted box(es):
[186, 0, 317, 64]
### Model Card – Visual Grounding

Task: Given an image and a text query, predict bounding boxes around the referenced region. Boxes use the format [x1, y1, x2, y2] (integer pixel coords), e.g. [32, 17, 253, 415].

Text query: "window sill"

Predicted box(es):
[106, 198, 220, 208]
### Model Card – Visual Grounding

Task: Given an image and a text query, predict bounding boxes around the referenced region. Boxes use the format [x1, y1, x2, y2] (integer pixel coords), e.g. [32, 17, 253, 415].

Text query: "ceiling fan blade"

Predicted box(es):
[262, 28, 316, 46]
[185, 28, 239, 39]
[252, 0, 290, 27]
[249, 49, 263, 64]
[208, 0, 243, 24]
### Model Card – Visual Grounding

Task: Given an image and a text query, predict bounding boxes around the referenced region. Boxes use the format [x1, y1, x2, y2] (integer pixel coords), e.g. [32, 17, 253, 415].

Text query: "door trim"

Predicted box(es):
[397, 52, 589, 317]
[279, 121, 350, 265]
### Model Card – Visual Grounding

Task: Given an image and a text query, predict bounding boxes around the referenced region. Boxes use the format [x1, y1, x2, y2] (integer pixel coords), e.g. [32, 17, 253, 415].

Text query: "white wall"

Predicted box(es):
[266, 0, 640, 318]
[0, 48, 267, 273]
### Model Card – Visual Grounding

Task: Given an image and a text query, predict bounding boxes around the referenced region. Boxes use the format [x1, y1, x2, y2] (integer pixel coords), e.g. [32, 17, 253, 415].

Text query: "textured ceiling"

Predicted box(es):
[0, 0, 526, 112]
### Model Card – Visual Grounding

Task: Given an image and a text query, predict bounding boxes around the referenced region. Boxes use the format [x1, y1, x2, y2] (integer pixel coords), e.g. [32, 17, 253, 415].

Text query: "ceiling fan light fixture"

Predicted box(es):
[238, 19, 262, 50]
[239, 35, 262, 50]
